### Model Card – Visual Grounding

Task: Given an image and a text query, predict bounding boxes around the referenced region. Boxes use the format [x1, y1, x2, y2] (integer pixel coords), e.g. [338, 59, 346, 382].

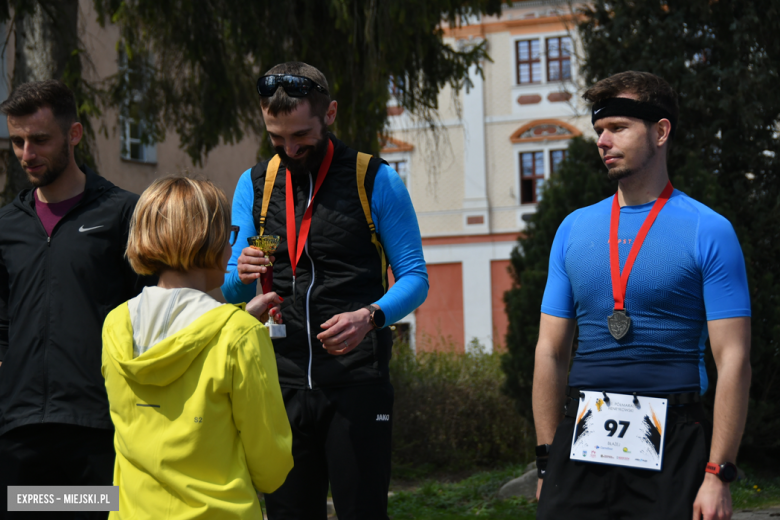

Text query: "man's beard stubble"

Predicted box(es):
[607, 164, 635, 182]
[276, 128, 330, 179]
[25, 138, 70, 188]
[605, 132, 657, 182]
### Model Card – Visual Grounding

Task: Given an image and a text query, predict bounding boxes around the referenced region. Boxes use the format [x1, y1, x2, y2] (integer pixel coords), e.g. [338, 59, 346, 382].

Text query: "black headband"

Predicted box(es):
[591, 97, 676, 137]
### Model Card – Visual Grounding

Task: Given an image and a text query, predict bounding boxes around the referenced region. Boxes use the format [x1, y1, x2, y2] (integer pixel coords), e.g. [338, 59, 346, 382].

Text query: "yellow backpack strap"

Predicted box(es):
[258, 155, 282, 236]
[356, 152, 388, 292]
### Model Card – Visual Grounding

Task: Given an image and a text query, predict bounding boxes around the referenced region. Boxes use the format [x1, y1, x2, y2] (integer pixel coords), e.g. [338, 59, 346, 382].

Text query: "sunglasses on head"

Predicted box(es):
[256, 74, 329, 98]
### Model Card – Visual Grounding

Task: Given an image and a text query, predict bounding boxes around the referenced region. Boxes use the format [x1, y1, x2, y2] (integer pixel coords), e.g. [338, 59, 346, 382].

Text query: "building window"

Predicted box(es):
[546, 36, 572, 82]
[520, 151, 544, 204]
[118, 50, 157, 163]
[387, 159, 409, 188]
[121, 118, 157, 163]
[122, 119, 142, 161]
[550, 149, 567, 174]
[516, 39, 541, 85]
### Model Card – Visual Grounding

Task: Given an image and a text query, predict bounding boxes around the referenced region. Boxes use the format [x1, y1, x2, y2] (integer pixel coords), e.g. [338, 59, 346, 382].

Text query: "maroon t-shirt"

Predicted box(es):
[34, 189, 84, 236]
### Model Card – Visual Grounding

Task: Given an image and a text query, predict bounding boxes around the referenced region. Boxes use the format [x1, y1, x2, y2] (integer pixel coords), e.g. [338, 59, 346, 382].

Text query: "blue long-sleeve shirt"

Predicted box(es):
[222, 164, 429, 326]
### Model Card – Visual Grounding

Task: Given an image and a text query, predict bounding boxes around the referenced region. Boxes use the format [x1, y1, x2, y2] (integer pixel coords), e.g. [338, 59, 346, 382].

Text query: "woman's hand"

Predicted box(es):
[246, 292, 284, 324]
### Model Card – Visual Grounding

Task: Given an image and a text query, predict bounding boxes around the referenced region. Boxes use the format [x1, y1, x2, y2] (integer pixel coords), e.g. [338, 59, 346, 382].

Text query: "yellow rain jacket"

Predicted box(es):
[102, 288, 293, 519]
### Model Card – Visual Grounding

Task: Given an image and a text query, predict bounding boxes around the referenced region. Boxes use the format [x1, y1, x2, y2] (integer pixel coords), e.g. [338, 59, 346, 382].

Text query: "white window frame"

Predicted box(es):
[381, 151, 412, 196]
[120, 117, 157, 163]
[118, 50, 157, 164]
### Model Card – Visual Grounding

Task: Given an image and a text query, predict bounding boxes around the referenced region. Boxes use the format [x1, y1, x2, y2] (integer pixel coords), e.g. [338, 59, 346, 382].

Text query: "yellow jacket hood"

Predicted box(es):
[102, 288, 293, 520]
[102, 295, 242, 387]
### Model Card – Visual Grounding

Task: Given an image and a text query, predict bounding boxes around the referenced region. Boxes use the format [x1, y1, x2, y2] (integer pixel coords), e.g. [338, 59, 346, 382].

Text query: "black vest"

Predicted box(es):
[250, 135, 393, 388]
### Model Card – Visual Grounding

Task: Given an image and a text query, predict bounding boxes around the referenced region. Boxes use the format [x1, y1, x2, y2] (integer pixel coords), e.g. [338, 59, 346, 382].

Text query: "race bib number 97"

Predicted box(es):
[569, 391, 668, 471]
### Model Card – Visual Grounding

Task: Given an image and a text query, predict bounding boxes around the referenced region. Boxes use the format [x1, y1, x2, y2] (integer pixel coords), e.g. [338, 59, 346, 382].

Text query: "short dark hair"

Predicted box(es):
[260, 62, 331, 119]
[583, 71, 679, 134]
[0, 80, 78, 133]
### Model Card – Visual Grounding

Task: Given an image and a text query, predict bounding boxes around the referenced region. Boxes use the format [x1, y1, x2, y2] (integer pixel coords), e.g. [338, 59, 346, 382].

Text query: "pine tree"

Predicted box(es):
[501, 137, 611, 421]
[503, 0, 780, 452]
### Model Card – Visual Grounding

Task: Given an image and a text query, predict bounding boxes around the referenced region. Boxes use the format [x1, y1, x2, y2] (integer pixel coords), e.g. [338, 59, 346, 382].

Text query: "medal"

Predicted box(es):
[608, 181, 674, 340]
[607, 309, 631, 340]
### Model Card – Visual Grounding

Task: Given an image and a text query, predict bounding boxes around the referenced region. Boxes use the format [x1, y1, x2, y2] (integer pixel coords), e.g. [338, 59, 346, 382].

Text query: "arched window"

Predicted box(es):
[510, 120, 581, 204]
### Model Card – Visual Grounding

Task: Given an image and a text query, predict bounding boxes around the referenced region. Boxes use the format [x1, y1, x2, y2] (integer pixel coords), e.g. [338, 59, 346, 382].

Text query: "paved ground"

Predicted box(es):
[733, 507, 780, 519]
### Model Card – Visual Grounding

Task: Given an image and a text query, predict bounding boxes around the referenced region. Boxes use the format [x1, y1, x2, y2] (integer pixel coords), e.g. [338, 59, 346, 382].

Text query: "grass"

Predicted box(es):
[731, 473, 780, 510]
[388, 465, 537, 520]
[385, 465, 780, 519]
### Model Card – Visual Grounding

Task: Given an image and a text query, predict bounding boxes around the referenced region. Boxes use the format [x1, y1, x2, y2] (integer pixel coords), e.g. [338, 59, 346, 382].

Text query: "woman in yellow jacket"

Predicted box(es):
[102, 177, 293, 519]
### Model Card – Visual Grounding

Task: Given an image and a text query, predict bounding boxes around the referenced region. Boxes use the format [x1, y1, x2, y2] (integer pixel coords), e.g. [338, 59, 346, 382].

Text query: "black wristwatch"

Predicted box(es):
[365, 305, 386, 329]
[535, 444, 552, 457]
[705, 462, 738, 483]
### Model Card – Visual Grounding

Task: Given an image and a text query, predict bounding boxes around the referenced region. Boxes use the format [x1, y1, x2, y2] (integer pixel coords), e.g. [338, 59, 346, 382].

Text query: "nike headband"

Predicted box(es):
[591, 97, 676, 138]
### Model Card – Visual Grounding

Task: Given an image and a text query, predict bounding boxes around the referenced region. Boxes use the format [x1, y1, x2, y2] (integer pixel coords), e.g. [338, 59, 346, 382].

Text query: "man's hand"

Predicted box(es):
[317, 307, 375, 355]
[536, 478, 543, 501]
[246, 292, 283, 324]
[237, 246, 275, 285]
[692, 474, 732, 520]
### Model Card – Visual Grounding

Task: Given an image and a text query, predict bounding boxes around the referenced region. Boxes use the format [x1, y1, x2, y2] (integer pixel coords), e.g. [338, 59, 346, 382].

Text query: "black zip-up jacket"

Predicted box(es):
[0, 166, 152, 436]
[250, 135, 394, 389]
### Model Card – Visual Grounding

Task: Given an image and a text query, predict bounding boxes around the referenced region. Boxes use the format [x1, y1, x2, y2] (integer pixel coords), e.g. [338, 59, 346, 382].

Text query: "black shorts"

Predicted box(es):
[537, 402, 711, 520]
[264, 382, 394, 520]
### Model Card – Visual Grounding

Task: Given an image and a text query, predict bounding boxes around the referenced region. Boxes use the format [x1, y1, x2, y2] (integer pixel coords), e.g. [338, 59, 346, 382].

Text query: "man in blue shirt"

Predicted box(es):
[533, 71, 751, 520]
[222, 62, 428, 520]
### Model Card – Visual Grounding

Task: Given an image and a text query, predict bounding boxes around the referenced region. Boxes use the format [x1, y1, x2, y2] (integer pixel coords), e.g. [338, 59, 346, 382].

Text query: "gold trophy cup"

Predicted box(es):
[247, 235, 286, 339]
[247, 235, 281, 266]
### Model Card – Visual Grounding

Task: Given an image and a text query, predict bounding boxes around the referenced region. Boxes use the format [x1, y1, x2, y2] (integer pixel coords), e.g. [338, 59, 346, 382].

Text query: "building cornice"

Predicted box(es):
[442, 13, 579, 38]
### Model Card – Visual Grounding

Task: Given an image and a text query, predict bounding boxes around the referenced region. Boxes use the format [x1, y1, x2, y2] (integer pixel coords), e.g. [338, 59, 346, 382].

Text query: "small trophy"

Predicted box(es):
[247, 235, 286, 339]
[247, 235, 281, 266]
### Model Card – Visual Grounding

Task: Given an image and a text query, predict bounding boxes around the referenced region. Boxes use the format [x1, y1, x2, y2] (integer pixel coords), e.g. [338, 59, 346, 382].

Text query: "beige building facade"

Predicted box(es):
[2, 0, 593, 354]
[382, 0, 593, 353]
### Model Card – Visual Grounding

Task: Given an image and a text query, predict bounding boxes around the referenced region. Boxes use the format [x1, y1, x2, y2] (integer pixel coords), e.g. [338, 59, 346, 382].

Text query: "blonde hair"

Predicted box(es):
[127, 176, 231, 275]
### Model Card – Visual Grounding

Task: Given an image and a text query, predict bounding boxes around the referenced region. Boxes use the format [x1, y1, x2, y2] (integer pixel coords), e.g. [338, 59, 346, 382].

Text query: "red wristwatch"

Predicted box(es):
[705, 462, 738, 483]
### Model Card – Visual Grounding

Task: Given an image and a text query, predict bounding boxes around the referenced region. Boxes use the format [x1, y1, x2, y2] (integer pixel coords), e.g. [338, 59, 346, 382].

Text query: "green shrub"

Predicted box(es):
[390, 339, 534, 470]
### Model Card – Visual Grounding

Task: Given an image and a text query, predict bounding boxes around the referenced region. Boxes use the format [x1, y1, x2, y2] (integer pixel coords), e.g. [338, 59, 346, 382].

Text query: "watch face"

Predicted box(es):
[374, 309, 386, 328]
[720, 463, 738, 483]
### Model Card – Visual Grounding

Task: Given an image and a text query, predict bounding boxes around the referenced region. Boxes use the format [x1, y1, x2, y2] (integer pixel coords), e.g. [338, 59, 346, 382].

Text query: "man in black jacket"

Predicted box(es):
[222, 63, 429, 520]
[0, 80, 152, 519]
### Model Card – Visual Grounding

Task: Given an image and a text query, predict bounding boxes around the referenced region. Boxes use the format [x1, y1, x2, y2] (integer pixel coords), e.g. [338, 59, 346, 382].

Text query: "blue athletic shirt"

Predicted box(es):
[222, 164, 429, 326]
[541, 189, 750, 395]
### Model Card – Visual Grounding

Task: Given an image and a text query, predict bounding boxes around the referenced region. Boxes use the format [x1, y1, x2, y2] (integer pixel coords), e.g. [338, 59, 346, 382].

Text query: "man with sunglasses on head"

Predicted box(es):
[222, 61, 429, 520]
[533, 71, 751, 520]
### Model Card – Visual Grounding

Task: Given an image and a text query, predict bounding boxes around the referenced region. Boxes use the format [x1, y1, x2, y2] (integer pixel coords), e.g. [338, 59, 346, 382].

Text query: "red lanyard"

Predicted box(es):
[609, 181, 674, 311]
[285, 140, 334, 281]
